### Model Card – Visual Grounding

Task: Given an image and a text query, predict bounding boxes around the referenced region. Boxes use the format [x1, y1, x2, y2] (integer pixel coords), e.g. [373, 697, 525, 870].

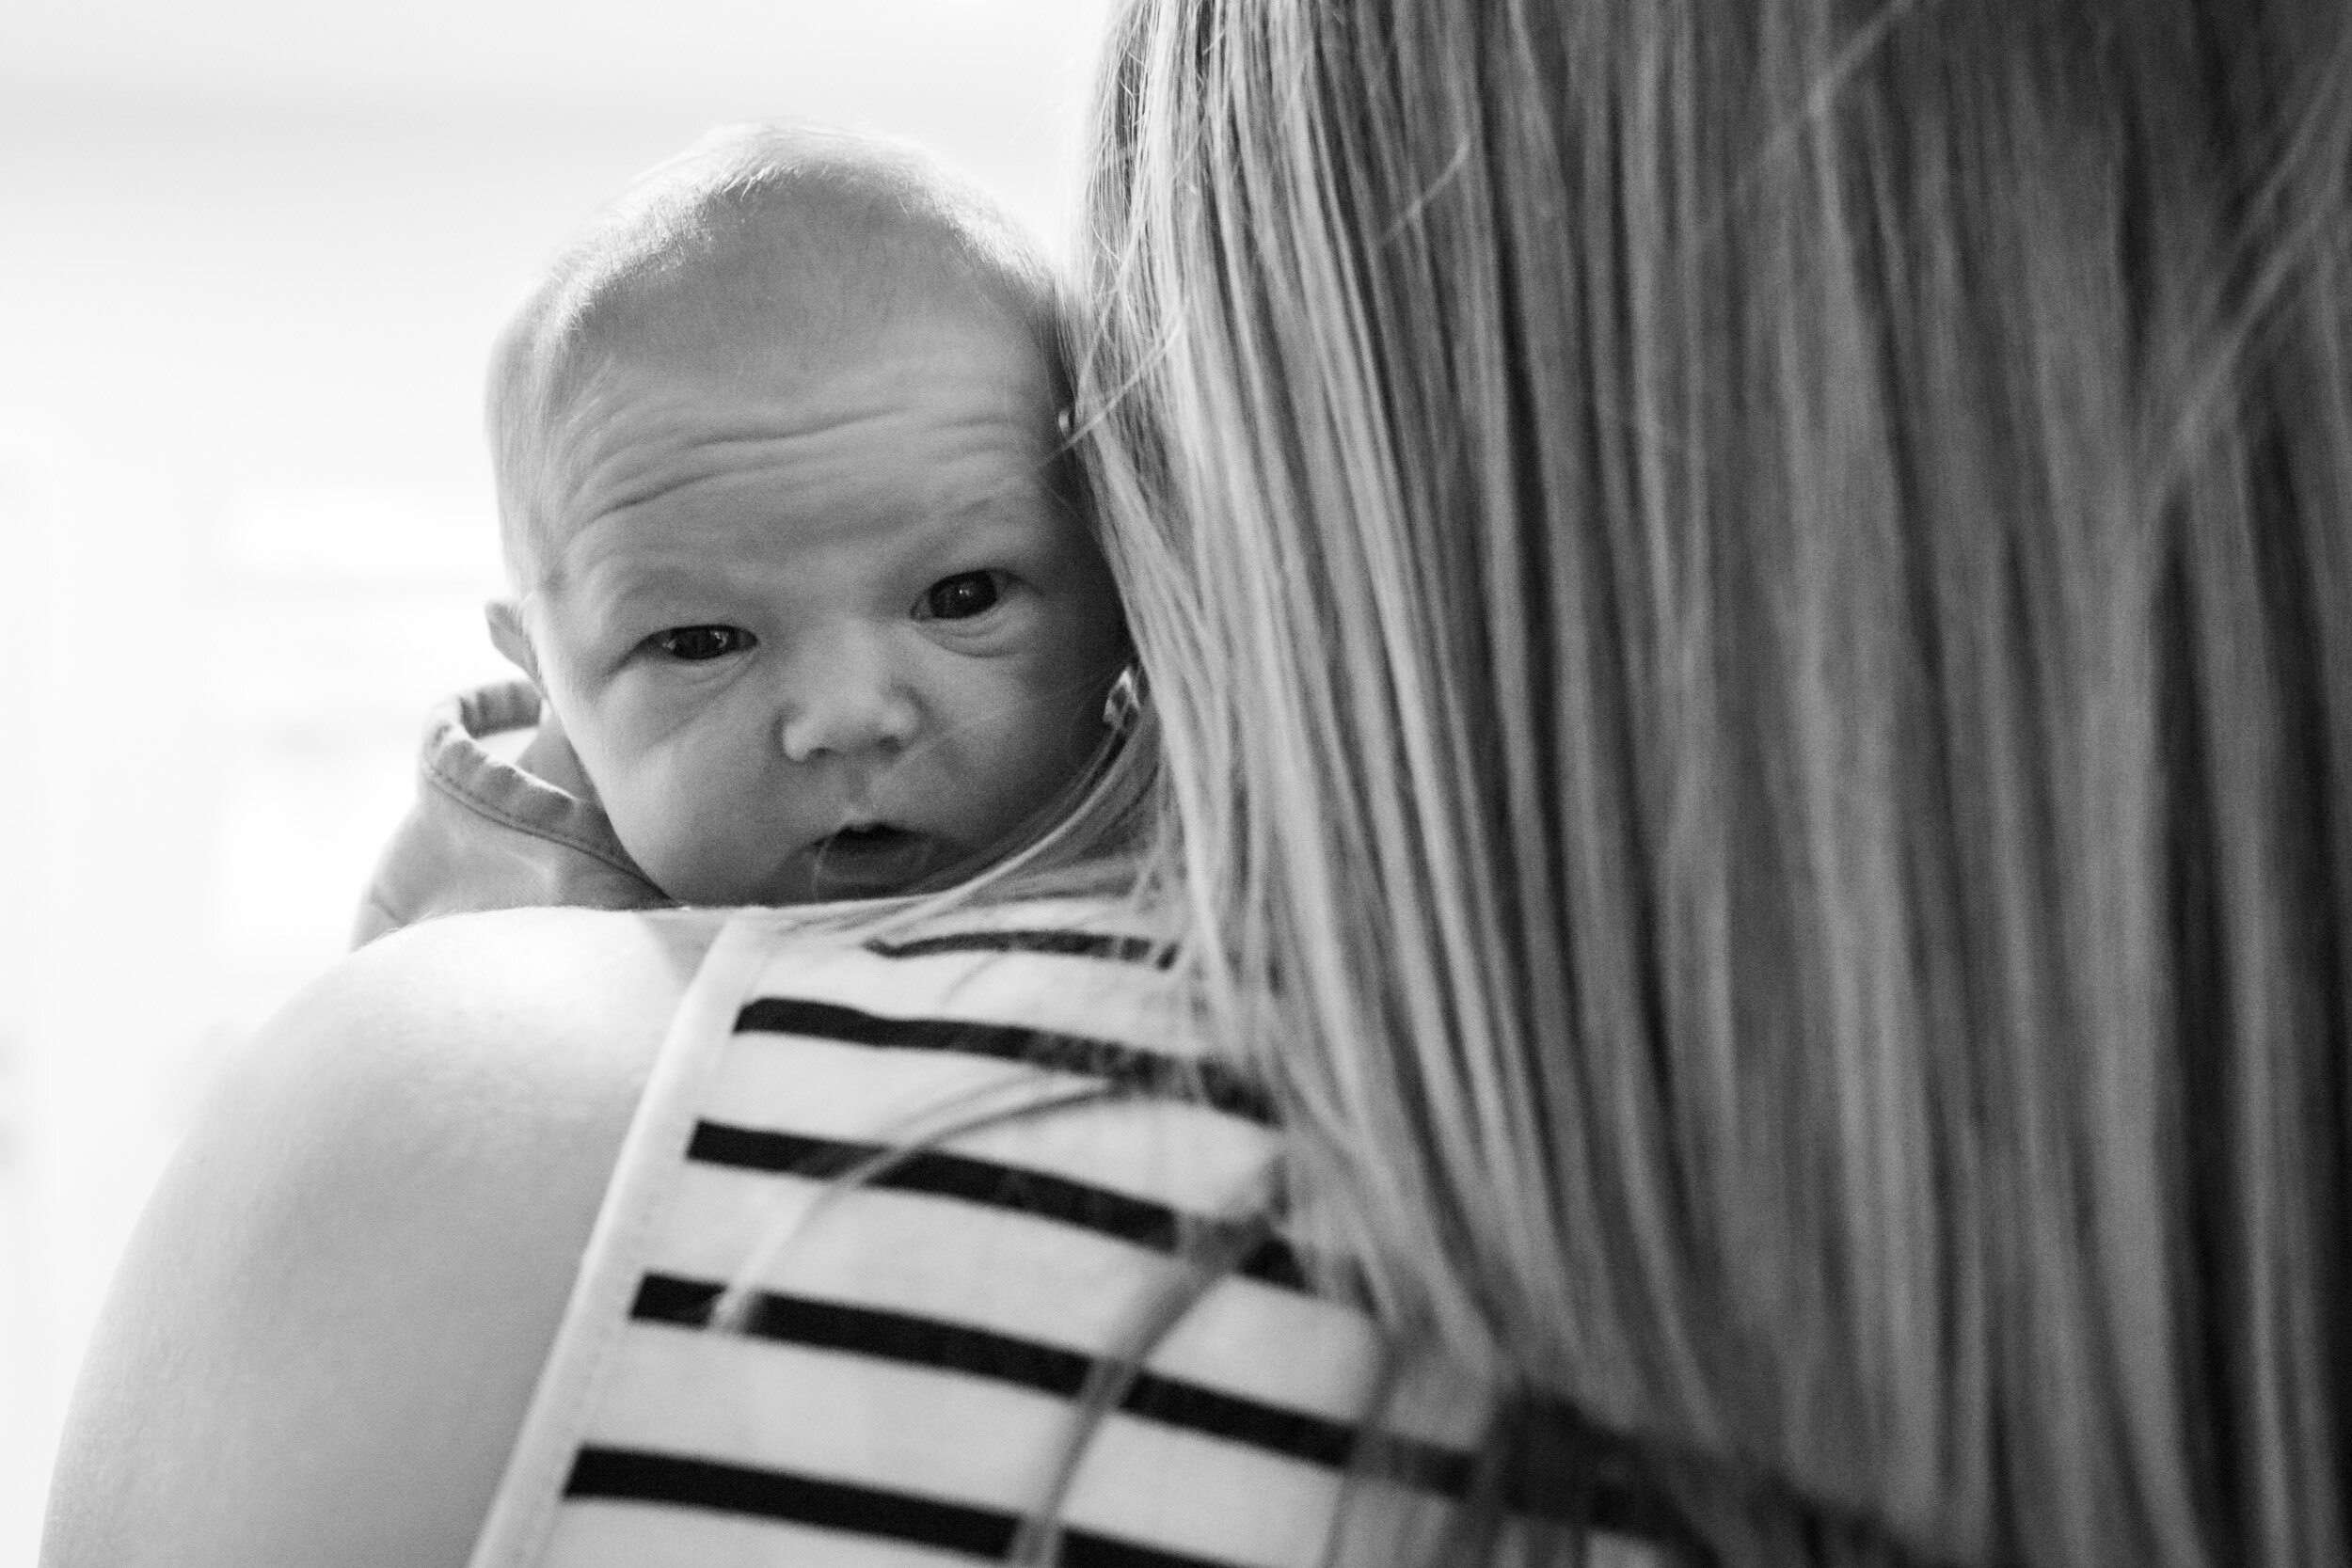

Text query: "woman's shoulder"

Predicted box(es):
[203, 902, 735, 1225]
[41, 905, 733, 1568]
[43, 894, 1179, 1568]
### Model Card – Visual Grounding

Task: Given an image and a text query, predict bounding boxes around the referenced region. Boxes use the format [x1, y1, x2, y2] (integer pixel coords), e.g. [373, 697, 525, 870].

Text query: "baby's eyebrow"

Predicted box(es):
[907, 486, 1064, 546]
[569, 562, 732, 626]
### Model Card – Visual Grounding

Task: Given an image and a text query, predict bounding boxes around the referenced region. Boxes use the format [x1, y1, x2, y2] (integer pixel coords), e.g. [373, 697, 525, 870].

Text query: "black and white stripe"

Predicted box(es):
[621, 1272, 1699, 1543]
[732, 995, 1273, 1126]
[683, 1122, 1311, 1293]
[565, 1447, 1234, 1568]
[514, 918, 1694, 1568]
[867, 928, 1180, 969]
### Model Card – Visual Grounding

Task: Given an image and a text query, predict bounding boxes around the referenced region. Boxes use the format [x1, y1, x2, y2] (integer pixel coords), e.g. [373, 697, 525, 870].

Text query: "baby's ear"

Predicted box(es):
[485, 599, 541, 685]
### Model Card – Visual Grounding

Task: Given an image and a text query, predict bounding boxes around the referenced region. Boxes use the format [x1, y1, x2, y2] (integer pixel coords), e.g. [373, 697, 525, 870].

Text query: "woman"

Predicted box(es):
[44, 0, 2352, 1563]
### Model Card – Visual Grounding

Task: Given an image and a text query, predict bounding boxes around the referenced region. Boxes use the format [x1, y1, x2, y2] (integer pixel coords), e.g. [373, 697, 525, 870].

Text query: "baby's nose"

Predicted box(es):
[777, 634, 919, 764]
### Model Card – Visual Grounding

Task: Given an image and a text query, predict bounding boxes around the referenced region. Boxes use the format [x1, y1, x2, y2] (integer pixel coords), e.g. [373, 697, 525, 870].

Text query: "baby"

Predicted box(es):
[355, 125, 1129, 942]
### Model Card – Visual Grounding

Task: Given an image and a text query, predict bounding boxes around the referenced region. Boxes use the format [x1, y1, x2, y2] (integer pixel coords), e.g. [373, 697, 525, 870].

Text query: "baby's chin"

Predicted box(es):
[656, 826, 974, 907]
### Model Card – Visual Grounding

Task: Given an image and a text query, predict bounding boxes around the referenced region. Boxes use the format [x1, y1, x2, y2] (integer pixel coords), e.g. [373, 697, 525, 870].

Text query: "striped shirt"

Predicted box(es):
[465, 901, 1683, 1568]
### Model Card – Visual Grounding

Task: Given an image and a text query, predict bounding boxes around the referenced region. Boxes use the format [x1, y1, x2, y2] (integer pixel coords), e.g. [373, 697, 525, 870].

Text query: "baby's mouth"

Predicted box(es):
[809, 823, 937, 893]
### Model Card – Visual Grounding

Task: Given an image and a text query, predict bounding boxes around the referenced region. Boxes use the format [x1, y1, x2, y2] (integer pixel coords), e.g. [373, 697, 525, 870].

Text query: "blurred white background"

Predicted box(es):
[0, 2, 1108, 1556]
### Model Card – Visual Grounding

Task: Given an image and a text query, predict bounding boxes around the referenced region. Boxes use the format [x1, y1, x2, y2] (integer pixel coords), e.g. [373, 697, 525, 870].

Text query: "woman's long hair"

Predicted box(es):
[1073, 0, 2352, 1561]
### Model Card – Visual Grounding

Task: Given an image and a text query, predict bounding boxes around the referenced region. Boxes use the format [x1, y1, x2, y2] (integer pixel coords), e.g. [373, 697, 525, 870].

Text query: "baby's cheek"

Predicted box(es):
[1020, 642, 1115, 758]
[584, 732, 719, 890]
[959, 671, 1101, 828]
[587, 765, 684, 892]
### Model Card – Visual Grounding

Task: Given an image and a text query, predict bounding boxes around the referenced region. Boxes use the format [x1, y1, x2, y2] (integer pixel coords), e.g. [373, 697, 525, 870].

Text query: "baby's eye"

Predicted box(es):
[651, 625, 755, 660]
[917, 571, 1003, 621]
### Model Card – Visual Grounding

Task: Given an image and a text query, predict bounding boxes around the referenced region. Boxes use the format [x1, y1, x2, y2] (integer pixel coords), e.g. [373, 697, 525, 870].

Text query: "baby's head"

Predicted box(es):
[486, 125, 1127, 905]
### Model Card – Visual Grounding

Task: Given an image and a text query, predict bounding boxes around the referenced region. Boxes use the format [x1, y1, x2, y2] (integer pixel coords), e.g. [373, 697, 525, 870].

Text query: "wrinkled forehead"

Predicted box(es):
[519, 277, 1071, 581]
[495, 132, 1079, 592]
[522, 309, 1076, 605]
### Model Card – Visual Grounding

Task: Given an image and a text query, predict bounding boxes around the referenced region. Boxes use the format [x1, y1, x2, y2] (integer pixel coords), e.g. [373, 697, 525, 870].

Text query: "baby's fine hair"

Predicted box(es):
[486, 122, 1070, 589]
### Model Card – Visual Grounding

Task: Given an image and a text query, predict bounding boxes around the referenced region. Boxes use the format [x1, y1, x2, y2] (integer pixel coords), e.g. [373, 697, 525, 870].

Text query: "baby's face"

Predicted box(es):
[524, 298, 1125, 905]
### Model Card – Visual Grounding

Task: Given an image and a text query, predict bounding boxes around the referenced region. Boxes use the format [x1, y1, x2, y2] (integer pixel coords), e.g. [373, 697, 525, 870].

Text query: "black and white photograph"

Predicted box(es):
[9, 1, 2350, 1565]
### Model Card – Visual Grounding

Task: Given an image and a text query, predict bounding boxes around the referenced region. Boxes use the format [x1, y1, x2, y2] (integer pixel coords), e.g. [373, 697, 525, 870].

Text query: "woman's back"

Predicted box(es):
[470, 901, 1390, 1568]
[43, 901, 1692, 1567]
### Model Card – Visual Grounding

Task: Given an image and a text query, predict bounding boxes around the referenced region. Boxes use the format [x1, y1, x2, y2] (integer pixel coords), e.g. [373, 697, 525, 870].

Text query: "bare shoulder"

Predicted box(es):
[41, 906, 735, 1568]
